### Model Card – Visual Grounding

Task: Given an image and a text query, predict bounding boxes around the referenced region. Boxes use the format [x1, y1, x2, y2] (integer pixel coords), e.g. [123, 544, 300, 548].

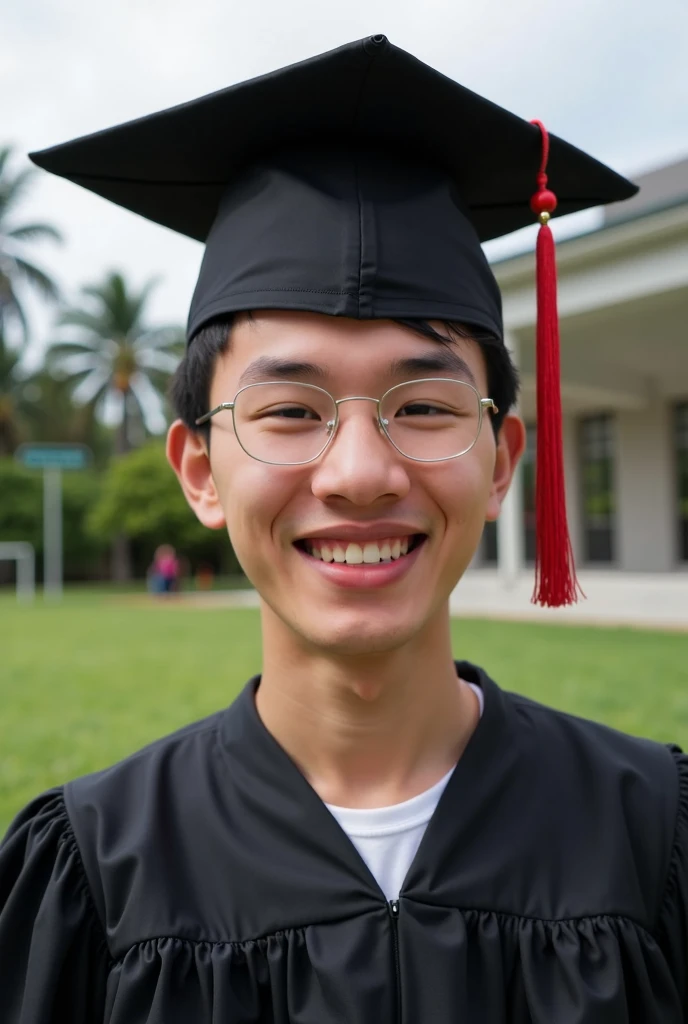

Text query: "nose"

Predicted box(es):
[310, 399, 411, 506]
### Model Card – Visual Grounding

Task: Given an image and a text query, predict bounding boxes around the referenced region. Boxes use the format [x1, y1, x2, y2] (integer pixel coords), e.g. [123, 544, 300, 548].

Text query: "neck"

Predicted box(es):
[255, 604, 480, 808]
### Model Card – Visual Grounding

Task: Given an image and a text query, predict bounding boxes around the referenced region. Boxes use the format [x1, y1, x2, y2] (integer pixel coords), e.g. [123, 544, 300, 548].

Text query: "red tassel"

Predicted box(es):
[529, 120, 582, 607]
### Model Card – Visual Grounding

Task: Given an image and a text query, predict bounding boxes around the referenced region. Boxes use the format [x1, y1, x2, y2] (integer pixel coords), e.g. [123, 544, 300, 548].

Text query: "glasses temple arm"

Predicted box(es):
[194, 401, 235, 427]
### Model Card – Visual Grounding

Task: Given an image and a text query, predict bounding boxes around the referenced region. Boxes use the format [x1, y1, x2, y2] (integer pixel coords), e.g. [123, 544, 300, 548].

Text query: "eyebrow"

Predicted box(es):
[388, 352, 477, 387]
[236, 349, 478, 389]
[237, 357, 327, 388]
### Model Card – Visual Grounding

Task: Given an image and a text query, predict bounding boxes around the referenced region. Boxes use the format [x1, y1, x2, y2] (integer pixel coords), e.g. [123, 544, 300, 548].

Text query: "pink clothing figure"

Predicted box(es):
[150, 545, 179, 593]
[157, 552, 179, 581]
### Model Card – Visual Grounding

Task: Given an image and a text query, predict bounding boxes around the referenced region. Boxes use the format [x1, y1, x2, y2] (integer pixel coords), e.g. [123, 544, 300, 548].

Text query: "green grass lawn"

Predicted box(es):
[2, 589, 688, 836]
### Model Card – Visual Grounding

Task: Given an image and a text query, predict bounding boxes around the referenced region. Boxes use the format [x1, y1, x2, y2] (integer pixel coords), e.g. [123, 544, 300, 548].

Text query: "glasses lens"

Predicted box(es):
[381, 380, 481, 461]
[233, 382, 336, 464]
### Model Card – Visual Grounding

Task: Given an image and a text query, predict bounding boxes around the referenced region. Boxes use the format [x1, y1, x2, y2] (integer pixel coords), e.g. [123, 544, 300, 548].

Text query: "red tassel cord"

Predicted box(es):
[529, 120, 582, 607]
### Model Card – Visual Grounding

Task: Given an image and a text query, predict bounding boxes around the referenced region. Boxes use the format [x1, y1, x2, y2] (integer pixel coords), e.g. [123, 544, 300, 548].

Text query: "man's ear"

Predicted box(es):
[484, 413, 527, 522]
[166, 420, 226, 530]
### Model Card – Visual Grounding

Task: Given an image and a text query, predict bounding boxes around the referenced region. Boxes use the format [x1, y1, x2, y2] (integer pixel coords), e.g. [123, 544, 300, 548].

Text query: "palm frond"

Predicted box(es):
[45, 340, 110, 365]
[0, 288, 29, 345]
[5, 222, 63, 244]
[57, 306, 116, 338]
[11, 256, 60, 302]
[81, 273, 140, 335]
[49, 352, 107, 377]
[71, 368, 112, 407]
[0, 345, 21, 388]
[0, 147, 12, 178]
[129, 373, 168, 435]
[134, 324, 185, 352]
[127, 276, 161, 327]
[135, 349, 181, 374]
[0, 167, 37, 218]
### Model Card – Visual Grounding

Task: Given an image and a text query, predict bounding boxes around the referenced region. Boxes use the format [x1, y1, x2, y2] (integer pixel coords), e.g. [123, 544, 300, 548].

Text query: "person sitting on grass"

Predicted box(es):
[1, 35, 687, 1024]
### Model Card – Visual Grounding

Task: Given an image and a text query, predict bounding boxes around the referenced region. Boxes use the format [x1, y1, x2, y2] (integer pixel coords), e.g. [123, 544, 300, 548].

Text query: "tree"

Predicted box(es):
[46, 271, 184, 456]
[88, 442, 240, 579]
[46, 271, 185, 579]
[0, 458, 108, 584]
[19, 370, 114, 466]
[0, 327, 28, 455]
[0, 145, 62, 346]
[0, 326, 112, 461]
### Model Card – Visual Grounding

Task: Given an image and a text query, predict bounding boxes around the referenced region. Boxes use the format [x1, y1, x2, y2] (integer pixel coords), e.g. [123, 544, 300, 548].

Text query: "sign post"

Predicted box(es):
[15, 444, 92, 600]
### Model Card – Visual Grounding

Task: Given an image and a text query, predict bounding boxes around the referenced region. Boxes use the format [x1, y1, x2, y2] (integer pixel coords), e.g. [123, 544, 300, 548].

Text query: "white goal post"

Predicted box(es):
[0, 542, 36, 602]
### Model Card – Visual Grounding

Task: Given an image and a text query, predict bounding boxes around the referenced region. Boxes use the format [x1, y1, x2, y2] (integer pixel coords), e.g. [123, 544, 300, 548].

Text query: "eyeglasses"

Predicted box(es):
[195, 378, 498, 466]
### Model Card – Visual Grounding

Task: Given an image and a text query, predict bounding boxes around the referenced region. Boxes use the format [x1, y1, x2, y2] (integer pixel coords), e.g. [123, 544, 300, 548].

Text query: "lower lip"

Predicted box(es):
[295, 539, 426, 589]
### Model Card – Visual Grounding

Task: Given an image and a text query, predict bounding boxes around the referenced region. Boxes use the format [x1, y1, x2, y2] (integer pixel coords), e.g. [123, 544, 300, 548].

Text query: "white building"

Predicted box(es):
[477, 156, 688, 582]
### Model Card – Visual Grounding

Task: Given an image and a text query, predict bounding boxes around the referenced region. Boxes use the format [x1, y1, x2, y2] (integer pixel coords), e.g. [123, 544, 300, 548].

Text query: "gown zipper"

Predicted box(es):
[389, 900, 401, 1022]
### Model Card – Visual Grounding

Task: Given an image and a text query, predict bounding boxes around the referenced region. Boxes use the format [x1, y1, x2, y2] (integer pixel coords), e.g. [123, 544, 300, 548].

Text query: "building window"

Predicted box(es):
[522, 423, 536, 563]
[482, 519, 498, 564]
[579, 414, 616, 563]
[676, 402, 688, 562]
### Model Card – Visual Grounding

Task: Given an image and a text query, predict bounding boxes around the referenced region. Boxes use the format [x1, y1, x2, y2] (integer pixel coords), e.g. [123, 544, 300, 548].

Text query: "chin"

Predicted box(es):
[296, 609, 424, 657]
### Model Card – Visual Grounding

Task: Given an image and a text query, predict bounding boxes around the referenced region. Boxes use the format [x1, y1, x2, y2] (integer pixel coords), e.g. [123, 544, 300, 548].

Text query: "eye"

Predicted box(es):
[264, 405, 321, 421]
[396, 402, 451, 417]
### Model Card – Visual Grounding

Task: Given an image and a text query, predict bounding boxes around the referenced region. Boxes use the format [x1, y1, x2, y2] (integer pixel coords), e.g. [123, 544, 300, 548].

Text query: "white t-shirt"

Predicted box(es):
[325, 682, 484, 902]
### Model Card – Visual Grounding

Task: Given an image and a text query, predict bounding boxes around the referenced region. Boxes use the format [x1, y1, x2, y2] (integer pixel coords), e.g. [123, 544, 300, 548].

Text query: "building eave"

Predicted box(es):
[492, 197, 688, 287]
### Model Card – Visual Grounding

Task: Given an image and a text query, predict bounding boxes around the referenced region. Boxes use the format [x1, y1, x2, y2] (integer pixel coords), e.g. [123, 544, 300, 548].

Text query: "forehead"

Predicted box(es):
[212, 311, 489, 394]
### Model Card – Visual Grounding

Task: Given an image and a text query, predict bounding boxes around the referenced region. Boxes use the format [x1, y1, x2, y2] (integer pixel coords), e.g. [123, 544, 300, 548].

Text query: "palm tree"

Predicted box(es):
[46, 271, 185, 579]
[0, 327, 27, 455]
[0, 326, 110, 459]
[46, 271, 184, 457]
[0, 145, 62, 345]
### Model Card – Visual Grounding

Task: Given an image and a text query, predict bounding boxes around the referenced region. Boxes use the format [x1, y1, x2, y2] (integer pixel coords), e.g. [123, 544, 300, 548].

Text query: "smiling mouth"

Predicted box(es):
[294, 534, 427, 565]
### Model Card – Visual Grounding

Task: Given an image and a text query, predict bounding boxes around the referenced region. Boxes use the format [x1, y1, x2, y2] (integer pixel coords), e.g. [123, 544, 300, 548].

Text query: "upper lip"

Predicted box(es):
[294, 524, 427, 543]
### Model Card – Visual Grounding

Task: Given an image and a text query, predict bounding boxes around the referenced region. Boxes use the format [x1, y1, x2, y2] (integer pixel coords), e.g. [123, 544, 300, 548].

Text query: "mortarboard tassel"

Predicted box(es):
[529, 119, 582, 607]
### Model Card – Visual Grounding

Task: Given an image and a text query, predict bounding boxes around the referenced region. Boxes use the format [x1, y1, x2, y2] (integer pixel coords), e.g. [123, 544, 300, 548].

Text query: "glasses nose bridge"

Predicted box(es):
[333, 395, 381, 409]
[330, 394, 388, 433]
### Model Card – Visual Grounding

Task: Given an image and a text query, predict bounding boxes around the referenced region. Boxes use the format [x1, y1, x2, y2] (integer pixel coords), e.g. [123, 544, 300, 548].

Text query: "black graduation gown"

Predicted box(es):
[2, 662, 688, 1023]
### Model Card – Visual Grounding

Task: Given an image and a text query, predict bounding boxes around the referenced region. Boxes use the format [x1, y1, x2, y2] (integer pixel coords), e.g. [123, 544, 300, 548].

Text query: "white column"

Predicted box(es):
[496, 331, 524, 586]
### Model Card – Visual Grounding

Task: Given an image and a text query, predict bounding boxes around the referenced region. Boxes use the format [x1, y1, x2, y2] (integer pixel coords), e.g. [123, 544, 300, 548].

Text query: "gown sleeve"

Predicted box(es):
[657, 748, 688, 1017]
[0, 788, 109, 1024]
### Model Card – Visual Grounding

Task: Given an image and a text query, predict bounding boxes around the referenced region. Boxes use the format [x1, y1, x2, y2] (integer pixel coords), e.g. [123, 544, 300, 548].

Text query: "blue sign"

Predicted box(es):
[15, 444, 92, 471]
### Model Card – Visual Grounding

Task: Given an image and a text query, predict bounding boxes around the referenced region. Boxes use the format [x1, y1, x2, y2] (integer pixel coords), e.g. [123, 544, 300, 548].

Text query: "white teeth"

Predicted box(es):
[345, 543, 364, 564]
[306, 536, 417, 564]
[363, 543, 380, 564]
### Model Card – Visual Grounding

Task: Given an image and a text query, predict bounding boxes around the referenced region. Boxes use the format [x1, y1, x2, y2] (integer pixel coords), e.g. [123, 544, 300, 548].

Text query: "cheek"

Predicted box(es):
[428, 449, 495, 529]
[211, 455, 300, 554]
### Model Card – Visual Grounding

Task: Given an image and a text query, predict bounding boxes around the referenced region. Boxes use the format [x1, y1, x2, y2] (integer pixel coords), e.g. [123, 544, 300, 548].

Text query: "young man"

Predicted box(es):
[2, 36, 687, 1024]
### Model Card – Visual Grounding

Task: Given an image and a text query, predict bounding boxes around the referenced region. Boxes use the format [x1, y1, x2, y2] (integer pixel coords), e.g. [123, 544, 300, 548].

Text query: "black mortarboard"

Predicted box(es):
[29, 35, 637, 606]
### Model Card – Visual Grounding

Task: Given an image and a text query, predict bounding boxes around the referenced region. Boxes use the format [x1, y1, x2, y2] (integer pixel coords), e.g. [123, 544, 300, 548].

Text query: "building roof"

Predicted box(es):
[604, 157, 688, 225]
[490, 155, 688, 267]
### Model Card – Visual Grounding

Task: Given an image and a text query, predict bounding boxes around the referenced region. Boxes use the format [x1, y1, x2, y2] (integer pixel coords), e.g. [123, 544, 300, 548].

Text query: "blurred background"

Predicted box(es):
[1, 0, 687, 833]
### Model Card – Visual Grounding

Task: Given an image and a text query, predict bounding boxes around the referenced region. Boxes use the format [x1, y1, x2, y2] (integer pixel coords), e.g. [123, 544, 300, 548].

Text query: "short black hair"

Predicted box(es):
[170, 315, 519, 445]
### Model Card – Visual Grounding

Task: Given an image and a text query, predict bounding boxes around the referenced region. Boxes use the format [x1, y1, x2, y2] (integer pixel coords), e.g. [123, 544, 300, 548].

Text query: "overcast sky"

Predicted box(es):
[4, 0, 688, 365]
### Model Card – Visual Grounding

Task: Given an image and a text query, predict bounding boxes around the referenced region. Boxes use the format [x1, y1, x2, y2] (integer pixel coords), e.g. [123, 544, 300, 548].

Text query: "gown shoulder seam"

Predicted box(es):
[55, 789, 115, 967]
[107, 909, 658, 962]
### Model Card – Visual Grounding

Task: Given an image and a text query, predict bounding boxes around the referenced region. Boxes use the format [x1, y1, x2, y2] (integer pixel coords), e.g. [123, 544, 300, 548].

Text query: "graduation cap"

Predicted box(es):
[29, 34, 637, 608]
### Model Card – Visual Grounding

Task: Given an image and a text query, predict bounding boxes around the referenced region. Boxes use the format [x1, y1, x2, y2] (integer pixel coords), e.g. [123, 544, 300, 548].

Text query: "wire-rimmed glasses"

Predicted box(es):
[195, 378, 498, 465]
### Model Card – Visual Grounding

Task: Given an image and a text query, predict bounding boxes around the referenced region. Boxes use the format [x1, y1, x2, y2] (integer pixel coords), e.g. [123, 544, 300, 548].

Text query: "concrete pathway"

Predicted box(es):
[450, 569, 688, 631]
